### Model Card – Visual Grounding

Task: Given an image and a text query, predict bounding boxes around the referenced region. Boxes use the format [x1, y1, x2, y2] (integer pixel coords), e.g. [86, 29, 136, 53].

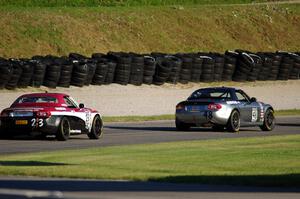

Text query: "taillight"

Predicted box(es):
[208, 103, 222, 111]
[36, 111, 51, 118]
[176, 104, 185, 110]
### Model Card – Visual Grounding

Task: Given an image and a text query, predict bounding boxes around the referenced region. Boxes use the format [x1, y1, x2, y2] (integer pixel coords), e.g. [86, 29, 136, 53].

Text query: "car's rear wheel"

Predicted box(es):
[260, 109, 275, 131]
[175, 118, 191, 131]
[88, 115, 103, 139]
[56, 117, 70, 141]
[227, 110, 240, 132]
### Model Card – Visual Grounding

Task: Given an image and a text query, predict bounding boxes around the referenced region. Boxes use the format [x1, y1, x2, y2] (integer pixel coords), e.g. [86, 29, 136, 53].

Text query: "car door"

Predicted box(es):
[235, 90, 253, 123]
[63, 96, 90, 130]
[235, 90, 261, 124]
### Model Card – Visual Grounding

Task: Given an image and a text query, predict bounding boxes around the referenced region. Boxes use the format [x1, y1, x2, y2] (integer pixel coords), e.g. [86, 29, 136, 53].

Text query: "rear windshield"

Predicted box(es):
[188, 89, 232, 100]
[15, 96, 58, 104]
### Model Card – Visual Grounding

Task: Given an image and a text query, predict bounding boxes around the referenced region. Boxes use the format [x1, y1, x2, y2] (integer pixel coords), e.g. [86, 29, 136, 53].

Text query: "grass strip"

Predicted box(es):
[0, 135, 299, 187]
[103, 109, 300, 122]
[0, 0, 276, 7]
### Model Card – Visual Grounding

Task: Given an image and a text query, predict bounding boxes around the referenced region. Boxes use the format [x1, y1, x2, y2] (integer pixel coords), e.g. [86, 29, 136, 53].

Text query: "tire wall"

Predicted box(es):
[0, 50, 299, 89]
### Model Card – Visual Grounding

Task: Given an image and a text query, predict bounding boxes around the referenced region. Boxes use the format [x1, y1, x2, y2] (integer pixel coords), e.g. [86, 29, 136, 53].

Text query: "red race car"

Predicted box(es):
[0, 92, 103, 141]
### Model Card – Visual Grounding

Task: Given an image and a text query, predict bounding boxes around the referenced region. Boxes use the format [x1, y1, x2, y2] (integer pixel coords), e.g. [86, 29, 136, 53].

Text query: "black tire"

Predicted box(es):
[56, 117, 70, 141]
[88, 115, 103, 139]
[260, 109, 275, 131]
[226, 110, 240, 132]
[175, 118, 190, 131]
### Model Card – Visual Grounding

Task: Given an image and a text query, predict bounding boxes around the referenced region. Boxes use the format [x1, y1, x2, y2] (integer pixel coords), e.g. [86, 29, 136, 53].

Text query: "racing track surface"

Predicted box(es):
[0, 116, 299, 154]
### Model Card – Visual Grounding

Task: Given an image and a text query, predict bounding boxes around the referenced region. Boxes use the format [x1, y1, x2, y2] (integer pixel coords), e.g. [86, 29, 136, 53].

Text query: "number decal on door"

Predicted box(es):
[31, 118, 44, 127]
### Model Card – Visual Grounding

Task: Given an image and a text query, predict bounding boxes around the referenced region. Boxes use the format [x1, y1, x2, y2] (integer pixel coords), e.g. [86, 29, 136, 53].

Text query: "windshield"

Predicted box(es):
[15, 96, 58, 104]
[188, 89, 232, 100]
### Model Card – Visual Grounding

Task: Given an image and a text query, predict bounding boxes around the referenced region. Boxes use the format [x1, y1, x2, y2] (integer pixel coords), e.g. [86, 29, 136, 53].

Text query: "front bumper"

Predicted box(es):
[0, 116, 61, 135]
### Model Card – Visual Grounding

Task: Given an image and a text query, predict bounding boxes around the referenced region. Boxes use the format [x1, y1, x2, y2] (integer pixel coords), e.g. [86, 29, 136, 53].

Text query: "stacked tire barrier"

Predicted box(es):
[129, 54, 144, 86]
[0, 50, 299, 90]
[143, 56, 156, 84]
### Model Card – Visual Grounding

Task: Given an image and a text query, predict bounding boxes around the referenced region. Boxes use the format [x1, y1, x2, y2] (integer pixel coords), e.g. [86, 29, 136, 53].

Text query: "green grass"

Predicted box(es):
[103, 109, 300, 122]
[276, 109, 300, 116]
[0, 3, 299, 58]
[0, 0, 281, 7]
[0, 135, 299, 187]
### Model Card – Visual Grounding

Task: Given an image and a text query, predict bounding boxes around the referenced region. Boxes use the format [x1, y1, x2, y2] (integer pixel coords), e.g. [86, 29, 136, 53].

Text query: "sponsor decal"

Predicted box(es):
[85, 110, 91, 130]
[251, 108, 258, 122]
[226, 101, 240, 105]
[55, 107, 66, 111]
[258, 102, 264, 121]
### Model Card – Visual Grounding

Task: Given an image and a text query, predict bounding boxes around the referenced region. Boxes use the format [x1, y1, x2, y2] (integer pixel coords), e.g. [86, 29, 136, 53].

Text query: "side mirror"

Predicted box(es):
[79, 103, 85, 108]
[250, 97, 257, 102]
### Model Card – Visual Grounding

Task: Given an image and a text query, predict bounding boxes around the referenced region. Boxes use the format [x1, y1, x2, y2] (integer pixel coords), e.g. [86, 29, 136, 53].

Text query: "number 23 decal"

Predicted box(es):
[31, 118, 43, 127]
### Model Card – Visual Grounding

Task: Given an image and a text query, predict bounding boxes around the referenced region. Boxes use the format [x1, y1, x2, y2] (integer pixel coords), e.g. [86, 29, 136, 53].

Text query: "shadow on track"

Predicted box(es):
[276, 123, 300, 127]
[0, 175, 299, 192]
[0, 161, 71, 166]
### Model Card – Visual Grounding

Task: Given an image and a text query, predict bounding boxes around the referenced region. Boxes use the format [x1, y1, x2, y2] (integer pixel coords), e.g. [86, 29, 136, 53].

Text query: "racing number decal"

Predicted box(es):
[85, 110, 91, 130]
[251, 108, 258, 122]
[31, 118, 43, 127]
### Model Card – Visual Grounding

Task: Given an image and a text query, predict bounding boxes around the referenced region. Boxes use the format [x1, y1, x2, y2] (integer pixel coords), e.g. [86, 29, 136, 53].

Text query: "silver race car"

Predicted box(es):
[175, 87, 275, 132]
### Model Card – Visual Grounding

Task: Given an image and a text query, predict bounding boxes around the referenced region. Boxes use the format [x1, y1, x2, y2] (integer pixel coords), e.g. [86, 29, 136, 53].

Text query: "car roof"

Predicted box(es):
[18, 93, 69, 98]
[196, 87, 239, 91]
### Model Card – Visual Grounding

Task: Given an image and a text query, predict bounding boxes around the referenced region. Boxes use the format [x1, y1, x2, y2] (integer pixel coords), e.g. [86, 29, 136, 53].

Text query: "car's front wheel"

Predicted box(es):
[227, 110, 240, 132]
[260, 109, 275, 131]
[88, 115, 103, 139]
[56, 117, 70, 141]
[175, 118, 191, 131]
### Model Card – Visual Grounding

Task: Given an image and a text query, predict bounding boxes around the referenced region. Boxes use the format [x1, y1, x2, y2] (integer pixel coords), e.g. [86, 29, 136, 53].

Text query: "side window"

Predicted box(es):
[236, 91, 248, 102]
[64, 97, 77, 108]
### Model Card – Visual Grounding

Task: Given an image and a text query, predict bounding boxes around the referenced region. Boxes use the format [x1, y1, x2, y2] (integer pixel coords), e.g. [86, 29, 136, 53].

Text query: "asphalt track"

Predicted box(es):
[0, 116, 299, 199]
[0, 116, 299, 154]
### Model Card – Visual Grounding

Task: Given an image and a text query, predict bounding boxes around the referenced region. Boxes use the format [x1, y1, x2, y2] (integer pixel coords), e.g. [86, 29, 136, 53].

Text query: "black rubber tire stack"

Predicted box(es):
[277, 52, 294, 80]
[247, 53, 262, 81]
[69, 53, 88, 60]
[5, 59, 23, 90]
[200, 55, 215, 82]
[71, 60, 89, 87]
[17, 59, 34, 88]
[104, 60, 117, 84]
[109, 52, 132, 85]
[268, 53, 282, 80]
[129, 53, 144, 86]
[289, 53, 300, 79]
[176, 54, 192, 84]
[211, 53, 224, 82]
[153, 57, 172, 85]
[166, 55, 182, 84]
[57, 57, 73, 88]
[30, 57, 47, 88]
[0, 58, 13, 89]
[222, 51, 238, 81]
[43, 56, 61, 88]
[92, 58, 109, 85]
[84, 59, 97, 86]
[143, 55, 156, 85]
[190, 54, 203, 82]
[232, 52, 254, 82]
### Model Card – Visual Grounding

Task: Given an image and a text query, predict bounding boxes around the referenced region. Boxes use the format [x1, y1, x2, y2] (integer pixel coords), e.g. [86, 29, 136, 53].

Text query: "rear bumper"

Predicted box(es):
[0, 116, 61, 135]
[176, 109, 230, 126]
